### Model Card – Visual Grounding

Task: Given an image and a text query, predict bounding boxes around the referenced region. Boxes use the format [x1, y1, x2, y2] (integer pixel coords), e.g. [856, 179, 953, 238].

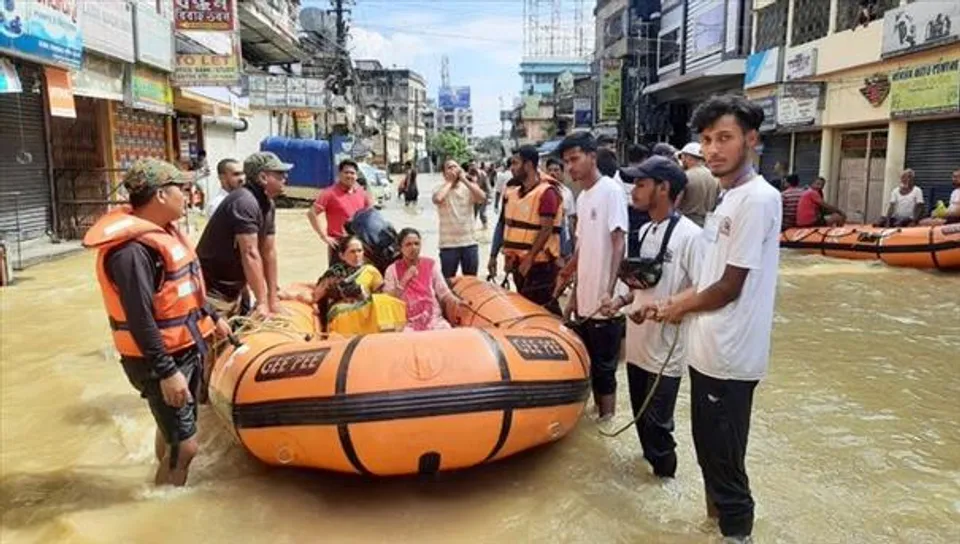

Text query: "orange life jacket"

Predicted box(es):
[83, 207, 215, 358]
[503, 173, 564, 264]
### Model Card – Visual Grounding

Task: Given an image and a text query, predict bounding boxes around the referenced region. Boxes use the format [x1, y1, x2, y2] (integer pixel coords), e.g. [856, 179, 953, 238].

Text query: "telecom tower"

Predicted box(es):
[441, 55, 450, 88]
[523, 0, 591, 59]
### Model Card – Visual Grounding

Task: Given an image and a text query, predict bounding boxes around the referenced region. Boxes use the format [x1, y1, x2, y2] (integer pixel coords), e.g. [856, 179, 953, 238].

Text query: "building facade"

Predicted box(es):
[355, 60, 428, 167]
[744, 0, 960, 223]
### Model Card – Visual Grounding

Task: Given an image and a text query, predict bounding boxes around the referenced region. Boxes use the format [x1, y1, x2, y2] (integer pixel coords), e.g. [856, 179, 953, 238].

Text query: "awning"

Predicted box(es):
[643, 59, 746, 100]
[239, 0, 304, 65]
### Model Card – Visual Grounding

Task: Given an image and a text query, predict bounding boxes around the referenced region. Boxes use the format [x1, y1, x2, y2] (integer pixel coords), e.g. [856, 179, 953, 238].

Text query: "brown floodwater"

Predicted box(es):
[1, 174, 958, 543]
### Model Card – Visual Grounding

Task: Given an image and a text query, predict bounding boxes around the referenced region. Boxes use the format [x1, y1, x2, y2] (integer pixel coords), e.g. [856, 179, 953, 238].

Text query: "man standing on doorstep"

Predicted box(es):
[205, 158, 246, 216]
[83, 159, 230, 486]
[307, 159, 373, 266]
[433, 159, 487, 278]
[554, 131, 629, 422]
[497, 145, 563, 313]
[676, 142, 719, 228]
[198, 152, 292, 320]
[643, 95, 781, 543]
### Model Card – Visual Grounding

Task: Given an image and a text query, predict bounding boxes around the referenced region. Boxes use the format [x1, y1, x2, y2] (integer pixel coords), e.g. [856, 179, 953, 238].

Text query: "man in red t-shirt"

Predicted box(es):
[796, 177, 845, 227]
[307, 160, 373, 264]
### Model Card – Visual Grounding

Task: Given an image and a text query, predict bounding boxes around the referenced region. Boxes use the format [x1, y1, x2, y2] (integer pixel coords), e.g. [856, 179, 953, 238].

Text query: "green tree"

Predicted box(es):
[428, 130, 473, 164]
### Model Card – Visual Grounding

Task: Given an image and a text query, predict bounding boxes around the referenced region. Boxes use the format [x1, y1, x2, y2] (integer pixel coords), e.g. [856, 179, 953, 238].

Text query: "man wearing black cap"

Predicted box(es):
[198, 151, 293, 320]
[602, 156, 702, 479]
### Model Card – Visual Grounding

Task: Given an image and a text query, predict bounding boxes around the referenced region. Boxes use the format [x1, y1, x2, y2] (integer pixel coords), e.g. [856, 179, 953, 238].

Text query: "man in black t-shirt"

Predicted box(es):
[197, 152, 293, 319]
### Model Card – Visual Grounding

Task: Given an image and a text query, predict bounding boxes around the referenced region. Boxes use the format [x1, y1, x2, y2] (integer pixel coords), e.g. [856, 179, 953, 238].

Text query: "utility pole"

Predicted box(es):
[332, 0, 351, 89]
[381, 71, 395, 168]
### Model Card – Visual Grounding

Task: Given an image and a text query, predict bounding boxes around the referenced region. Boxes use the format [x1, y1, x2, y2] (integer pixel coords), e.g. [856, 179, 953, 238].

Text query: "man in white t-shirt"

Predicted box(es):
[555, 132, 629, 421]
[641, 96, 781, 543]
[205, 158, 245, 216]
[876, 169, 925, 227]
[603, 155, 701, 479]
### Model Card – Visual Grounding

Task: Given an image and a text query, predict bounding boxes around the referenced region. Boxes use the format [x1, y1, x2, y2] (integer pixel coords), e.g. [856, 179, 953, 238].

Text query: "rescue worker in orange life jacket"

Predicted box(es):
[494, 145, 564, 314]
[83, 159, 230, 487]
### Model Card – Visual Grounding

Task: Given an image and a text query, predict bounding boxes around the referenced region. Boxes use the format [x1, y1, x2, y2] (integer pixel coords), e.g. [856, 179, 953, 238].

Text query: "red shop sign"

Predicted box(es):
[174, 0, 235, 31]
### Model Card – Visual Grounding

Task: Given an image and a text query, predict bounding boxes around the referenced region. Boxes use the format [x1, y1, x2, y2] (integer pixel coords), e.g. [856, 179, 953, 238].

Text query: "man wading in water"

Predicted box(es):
[555, 132, 629, 422]
[84, 159, 230, 486]
[643, 95, 781, 543]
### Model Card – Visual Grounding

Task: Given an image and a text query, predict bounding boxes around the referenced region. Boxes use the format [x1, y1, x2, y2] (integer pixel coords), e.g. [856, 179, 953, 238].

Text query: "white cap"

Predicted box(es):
[680, 142, 703, 159]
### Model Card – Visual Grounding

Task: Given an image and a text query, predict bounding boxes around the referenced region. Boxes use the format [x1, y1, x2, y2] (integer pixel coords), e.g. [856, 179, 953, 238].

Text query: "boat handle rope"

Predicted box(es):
[598, 324, 680, 438]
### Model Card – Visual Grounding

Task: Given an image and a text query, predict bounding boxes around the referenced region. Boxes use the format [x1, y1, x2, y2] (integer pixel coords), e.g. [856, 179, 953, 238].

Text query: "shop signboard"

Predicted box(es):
[72, 54, 125, 101]
[173, 52, 240, 87]
[785, 48, 817, 81]
[599, 58, 622, 122]
[79, 0, 135, 63]
[0, 0, 83, 69]
[776, 83, 823, 127]
[45, 66, 76, 118]
[248, 74, 327, 110]
[128, 65, 174, 114]
[744, 47, 781, 89]
[889, 59, 960, 119]
[573, 97, 593, 128]
[882, 1, 960, 59]
[752, 95, 778, 132]
[134, 3, 174, 72]
[174, 0, 235, 31]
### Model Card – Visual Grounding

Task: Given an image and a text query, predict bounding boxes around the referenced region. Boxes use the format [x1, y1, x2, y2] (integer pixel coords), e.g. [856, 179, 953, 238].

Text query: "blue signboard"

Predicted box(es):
[0, 0, 83, 69]
[744, 47, 781, 89]
[438, 85, 470, 110]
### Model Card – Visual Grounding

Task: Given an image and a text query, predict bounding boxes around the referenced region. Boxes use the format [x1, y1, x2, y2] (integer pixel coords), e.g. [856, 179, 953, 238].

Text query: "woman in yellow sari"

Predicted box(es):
[312, 235, 407, 335]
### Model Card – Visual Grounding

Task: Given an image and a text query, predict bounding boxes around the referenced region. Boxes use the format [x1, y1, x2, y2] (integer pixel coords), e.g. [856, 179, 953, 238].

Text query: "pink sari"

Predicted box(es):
[394, 257, 450, 332]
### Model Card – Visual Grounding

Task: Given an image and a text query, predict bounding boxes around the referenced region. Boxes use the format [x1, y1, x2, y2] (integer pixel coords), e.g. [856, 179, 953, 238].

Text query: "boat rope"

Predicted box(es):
[598, 325, 680, 438]
[210, 312, 327, 354]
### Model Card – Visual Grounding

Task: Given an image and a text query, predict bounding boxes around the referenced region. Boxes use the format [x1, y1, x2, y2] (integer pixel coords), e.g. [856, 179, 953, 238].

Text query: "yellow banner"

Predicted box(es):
[173, 53, 241, 87]
[890, 59, 960, 119]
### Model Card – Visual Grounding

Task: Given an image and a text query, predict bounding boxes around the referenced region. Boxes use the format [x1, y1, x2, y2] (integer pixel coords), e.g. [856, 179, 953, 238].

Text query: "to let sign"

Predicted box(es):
[174, 0, 235, 31]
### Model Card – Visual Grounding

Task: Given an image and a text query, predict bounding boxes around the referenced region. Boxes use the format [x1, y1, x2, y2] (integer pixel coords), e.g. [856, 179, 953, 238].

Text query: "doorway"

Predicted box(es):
[837, 129, 887, 224]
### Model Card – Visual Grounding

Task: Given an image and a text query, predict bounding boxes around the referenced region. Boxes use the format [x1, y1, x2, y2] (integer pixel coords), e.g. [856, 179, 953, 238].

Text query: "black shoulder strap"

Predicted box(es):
[654, 213, 682, 262]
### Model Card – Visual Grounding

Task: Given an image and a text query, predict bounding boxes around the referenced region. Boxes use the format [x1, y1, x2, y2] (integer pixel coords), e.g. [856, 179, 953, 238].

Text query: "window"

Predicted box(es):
[658, 28, 681, 71]
[523, 75, 534, 85]
[535, 74, 555, 84]
[754, 0, 788, 51]
[791, 0, 830, 46]
[835, 0, 899, 32]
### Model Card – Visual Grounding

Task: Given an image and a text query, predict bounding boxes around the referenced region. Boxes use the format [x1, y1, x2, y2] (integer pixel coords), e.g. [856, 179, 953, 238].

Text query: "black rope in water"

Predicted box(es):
[598, 325, 680, 438]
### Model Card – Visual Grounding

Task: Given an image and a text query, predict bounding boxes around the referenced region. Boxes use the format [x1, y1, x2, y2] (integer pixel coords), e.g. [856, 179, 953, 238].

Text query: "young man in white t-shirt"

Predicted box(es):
[642, 95, 781, 542]
[603, 156, 701, 479]
[875, 169, 925, 227]
[555, 132, 629, 421]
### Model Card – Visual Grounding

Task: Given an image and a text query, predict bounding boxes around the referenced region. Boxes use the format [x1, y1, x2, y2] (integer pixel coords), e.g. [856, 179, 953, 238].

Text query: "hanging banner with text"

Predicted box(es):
[247, 74, 327, 110]
[174, 0, 236, 31]
[889, 59, 960, 119]
[599, 58, 622, 122]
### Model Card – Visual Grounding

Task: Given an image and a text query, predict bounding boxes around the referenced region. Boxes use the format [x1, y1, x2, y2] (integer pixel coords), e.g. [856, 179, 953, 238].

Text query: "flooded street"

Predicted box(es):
[2, 174, 958, 543]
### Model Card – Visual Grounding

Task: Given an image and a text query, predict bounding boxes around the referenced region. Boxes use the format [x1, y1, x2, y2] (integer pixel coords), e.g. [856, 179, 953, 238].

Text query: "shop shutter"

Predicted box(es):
[759, 134, 791, 184]
[0, 61, 51, 242]
[905, 118, 960, 210]
[793, 131, 822, 186]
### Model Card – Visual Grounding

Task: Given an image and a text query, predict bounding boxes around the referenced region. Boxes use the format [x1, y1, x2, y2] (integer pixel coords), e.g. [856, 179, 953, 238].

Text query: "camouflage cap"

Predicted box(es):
[123, 158, 188, 195]
[244, 152, 294, 181]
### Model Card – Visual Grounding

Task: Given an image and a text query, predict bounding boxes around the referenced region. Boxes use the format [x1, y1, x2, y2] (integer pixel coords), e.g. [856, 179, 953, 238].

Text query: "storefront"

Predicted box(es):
[836, 128, 888, 223]
[0, 1, 83, 244]
[752, 88, 824, 186]
[892, 59, 960, 208]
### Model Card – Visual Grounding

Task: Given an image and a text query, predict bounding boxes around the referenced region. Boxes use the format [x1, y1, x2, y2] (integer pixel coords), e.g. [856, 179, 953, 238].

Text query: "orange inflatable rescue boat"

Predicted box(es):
[780, 224, 960, 270]
[209, 276, 590, 476]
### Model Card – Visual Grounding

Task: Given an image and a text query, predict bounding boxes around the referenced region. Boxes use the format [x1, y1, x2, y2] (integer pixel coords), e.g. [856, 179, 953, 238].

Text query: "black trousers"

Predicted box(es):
[689, 366, 759, 537]
[574, 318, 623, 397]
[512, 261, 561, 315]
[627, 364, 681, 477]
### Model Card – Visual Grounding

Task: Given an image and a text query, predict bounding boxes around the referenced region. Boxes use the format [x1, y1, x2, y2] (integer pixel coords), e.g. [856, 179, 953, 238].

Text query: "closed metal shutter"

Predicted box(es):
[793, 131, 822, 185]
[0, 61, 51, 242]
[759, 134, 791, 183]
[905, 118, 960, 209]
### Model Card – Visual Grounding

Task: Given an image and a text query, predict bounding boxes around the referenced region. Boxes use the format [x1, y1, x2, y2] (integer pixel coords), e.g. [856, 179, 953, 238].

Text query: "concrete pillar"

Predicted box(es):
[786, 0, 796, 47]
[884, 120, 908, 198]
[828, 0, 839, 34]
[819, 127, 835, 181]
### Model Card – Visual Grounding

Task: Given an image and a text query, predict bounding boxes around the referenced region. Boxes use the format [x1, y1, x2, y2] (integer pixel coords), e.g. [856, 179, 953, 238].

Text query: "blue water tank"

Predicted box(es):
[260, 137, 334, 189]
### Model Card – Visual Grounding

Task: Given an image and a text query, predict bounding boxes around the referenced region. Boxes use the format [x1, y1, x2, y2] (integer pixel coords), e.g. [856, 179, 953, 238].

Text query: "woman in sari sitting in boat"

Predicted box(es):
[281, 234, 407, 335]
[383, 228, 464, 332]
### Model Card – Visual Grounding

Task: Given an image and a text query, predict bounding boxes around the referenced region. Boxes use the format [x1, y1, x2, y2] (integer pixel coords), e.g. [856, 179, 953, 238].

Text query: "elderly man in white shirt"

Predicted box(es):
[875, 169, 925, 227]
